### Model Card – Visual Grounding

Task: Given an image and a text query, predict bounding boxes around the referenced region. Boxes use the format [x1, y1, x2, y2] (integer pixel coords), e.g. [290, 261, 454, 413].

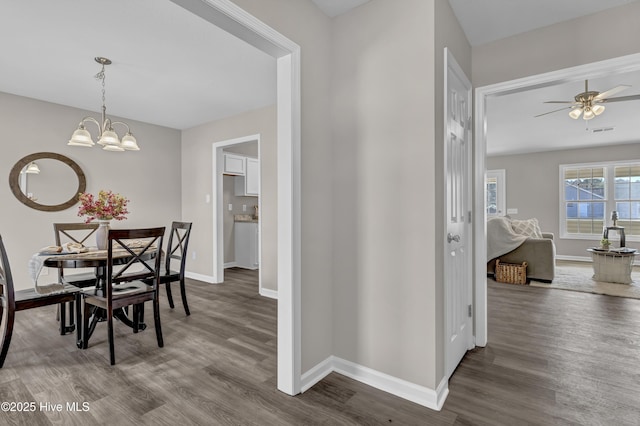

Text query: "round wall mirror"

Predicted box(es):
[9, 152, 86, 212]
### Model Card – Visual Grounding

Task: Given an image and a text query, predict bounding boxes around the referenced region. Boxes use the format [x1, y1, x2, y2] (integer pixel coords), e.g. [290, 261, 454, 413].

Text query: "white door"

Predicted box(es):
[444, 48, 473, 378]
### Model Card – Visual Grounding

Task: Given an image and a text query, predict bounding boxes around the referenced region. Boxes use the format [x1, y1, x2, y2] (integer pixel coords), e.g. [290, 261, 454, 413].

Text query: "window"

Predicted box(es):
[560, 161, 640, 240]
[486, 169, 505, 217]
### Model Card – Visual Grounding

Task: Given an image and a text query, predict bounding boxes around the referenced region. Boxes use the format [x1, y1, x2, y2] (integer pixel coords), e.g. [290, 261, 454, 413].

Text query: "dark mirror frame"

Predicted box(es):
[9, 152, 86, 212]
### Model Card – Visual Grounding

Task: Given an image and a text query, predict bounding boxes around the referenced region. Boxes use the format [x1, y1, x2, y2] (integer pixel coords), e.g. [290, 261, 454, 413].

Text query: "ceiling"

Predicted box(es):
[486, 72, 640, 156]
[0, 0, 277, 130]
[1, 0, 639, 156]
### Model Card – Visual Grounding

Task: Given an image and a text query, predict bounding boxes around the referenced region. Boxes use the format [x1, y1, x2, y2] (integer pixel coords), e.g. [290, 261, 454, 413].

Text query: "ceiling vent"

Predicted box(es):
[591, 127, 615, 134]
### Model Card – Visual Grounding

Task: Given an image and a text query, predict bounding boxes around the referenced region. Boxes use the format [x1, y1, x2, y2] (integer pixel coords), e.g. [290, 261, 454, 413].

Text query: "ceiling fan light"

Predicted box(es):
[592, 104, 605, 116]
[583, 108, 595, 120]
[568, 108, 583, 119]
[68, 127, 95, 147]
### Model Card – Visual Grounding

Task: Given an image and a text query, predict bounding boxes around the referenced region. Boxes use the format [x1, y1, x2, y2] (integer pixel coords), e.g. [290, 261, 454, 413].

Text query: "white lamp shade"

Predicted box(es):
[583, 108, 595, 120]
[568, 107, 583, 119]
[25, 162, 41, 174]
[120, 133, 140, 151]
[97, 129, 121, 146]
[592, 104, 605, 116]
[68, 128, 95, 147]
[102, 143, 125, 152]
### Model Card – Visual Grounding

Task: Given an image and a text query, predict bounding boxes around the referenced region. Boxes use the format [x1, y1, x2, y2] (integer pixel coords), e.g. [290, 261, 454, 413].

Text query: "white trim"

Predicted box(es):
[557, 254, 640, 266]
[556, 255, 591, 263]
[185, 271, 216, 283]
[171, 0, 301, 396]
[474, 52, 640, 350]
[301, 356, 449, 411]
[224, 261, 238, 269]
[259, 287, 278, 299]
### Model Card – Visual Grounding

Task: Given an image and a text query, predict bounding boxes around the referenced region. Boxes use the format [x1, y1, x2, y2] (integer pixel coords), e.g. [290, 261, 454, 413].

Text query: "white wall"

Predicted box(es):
[181, 105, 278, 291]
[0, 92, 181, 290]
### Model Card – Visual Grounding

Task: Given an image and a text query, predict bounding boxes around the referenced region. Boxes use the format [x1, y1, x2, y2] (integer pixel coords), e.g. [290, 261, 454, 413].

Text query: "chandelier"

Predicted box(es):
[68, 57, 139, 151]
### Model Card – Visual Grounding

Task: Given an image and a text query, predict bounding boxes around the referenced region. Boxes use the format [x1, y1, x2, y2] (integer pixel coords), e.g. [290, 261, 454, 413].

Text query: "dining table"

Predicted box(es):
[40, 245, 158, 348]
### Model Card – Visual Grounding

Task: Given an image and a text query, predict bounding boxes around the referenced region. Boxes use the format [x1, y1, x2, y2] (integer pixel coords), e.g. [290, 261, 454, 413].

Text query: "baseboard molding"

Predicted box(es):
[557, 254, 640, 266]
[556, 255, 591, 263]
[259, 287, 278, 299]
[300, 356, 448, 411]
[185, 271, 217, 283]
[224, 262, 238, 269]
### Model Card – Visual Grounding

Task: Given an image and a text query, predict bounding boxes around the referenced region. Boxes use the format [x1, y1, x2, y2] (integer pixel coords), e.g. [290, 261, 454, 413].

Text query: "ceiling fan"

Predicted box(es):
[535, 79, 640, 120]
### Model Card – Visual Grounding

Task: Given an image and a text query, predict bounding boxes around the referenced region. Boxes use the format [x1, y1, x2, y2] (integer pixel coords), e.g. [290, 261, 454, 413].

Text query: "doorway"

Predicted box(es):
[170, 0, 302, 395]
[473, 52, 640, 345]
[213, 135, 265, 296]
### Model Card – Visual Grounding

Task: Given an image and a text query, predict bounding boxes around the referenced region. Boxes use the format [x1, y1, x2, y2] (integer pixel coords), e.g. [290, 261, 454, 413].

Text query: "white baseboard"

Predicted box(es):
[301, 356, 448, 411]
[185, 271, 217, 283]
[557, 254, 640, 265]
[259, 287, 278, 299]
[224, 262, 238, 269]
[556, 255, 591, 263]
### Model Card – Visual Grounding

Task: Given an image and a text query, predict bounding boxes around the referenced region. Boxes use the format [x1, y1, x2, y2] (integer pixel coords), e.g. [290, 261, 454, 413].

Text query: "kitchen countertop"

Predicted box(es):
[234, 214, 259, 223]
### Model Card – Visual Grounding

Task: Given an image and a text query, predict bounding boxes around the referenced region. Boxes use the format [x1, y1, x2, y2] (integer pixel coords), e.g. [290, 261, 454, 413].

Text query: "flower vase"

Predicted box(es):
[96, 220, 111, 250]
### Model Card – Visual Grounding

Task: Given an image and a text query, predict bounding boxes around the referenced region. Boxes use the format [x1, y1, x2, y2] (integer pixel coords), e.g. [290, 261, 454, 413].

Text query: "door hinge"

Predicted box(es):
[468, 211, 472, 223]
[468, 304, 473, 317]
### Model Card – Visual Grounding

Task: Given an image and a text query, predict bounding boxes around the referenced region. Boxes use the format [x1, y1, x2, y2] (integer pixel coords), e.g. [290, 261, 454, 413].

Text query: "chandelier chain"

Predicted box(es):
[94, 64, 107, 109]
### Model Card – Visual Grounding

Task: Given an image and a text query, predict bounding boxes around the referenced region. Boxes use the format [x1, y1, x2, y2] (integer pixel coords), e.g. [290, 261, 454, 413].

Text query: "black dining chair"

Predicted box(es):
[160, 221, 193, 316]
[53, 222, 100, 334]
[53, 222, 99, 288]
[81, 227, 165, 365]
[0, 234, 82, 368]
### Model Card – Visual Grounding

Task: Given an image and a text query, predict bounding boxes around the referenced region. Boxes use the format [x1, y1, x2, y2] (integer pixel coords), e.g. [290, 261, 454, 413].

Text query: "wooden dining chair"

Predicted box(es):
[0, 234, 81, 368]
[53, 223, 99, 334]
[160, 221, 193, 316]
[53, 222, 99, 287]
[81, 227, 165, 365]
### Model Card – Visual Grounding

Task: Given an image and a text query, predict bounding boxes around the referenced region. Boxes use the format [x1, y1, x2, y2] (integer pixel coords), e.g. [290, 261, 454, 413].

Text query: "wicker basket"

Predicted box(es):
[495, 259, 528, 285]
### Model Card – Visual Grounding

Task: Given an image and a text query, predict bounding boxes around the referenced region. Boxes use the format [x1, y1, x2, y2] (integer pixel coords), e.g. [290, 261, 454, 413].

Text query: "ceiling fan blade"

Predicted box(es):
[599, 94, 640, 103]
[543, 101, 576, 104]
[534, 106, 574, 117]
[594, 85, 631, 100]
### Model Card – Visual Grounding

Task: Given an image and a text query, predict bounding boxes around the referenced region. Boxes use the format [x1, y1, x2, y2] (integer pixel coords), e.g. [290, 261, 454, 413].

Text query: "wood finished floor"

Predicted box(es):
[1, 269, 640, 425]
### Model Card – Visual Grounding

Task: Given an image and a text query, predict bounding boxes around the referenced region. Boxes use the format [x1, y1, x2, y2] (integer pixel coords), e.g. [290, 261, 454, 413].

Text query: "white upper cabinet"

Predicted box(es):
[231, 156, 259, 197]
[223, 153, 245, 175]
[245, 158, 260, 196]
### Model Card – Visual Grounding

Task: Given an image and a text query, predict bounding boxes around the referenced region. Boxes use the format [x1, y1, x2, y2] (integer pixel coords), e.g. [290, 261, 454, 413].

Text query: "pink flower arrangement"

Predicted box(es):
[77, 190, 129, 222]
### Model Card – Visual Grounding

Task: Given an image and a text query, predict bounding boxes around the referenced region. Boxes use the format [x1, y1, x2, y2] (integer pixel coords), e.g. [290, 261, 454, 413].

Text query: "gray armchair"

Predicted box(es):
[487, 233, 556, 283]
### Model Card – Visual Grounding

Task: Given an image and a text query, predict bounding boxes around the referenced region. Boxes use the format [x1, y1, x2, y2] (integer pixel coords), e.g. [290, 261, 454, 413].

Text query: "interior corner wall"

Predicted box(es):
[331, 0, 437, 389]
[487, 142, 640, 258]
[0, 92, 182, 290]
[472, 1, 640, 87]
[434, 0, 472, 387]
[180, 105, 277, 290]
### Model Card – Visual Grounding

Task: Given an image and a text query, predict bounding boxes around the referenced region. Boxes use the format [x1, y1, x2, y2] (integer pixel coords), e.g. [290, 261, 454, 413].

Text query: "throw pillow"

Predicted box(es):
[511, 218, 543, 239]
